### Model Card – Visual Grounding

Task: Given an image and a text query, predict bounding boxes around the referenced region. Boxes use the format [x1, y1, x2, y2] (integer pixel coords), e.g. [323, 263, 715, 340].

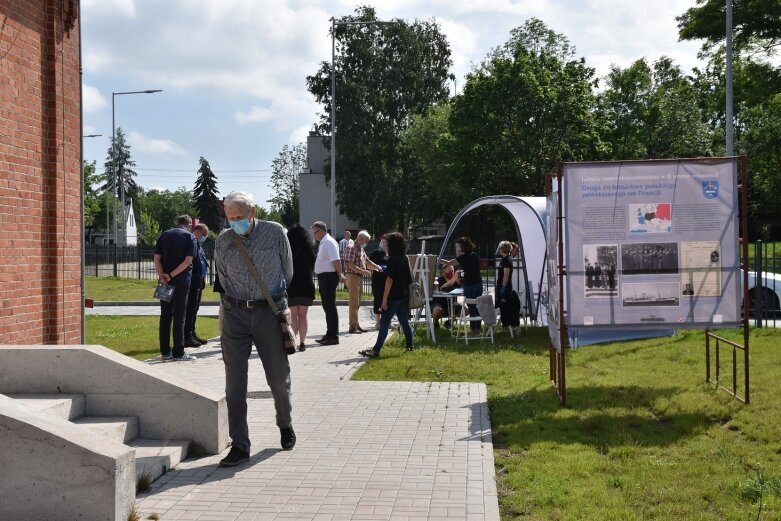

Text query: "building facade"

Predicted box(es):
[0, 0, 83, 343]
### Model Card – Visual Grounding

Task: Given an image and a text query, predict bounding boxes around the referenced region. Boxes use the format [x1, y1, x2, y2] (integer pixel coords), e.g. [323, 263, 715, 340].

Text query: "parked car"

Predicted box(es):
[747, 270, 781, 311]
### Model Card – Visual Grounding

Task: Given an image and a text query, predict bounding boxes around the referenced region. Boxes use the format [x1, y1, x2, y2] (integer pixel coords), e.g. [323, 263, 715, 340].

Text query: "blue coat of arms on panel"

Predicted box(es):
[702, 180, 719, 199]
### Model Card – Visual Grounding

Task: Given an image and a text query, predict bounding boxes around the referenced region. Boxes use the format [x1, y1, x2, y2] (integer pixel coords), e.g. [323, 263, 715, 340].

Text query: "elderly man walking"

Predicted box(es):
[311, 221, 345, 345]
[215, 191, 296, 467]
[343, 230, 382, 333]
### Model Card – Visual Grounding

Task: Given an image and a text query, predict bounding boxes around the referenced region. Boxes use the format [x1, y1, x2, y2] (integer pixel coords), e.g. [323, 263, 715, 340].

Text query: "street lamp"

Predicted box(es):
[330, 19, 396, 232]
[111, 89, 162, 250]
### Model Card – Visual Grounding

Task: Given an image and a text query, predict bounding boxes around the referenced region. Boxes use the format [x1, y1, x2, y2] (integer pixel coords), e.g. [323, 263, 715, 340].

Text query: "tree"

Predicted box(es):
[677, 0, 781, 55]
[306, 6, 452, 232]
[448, 19, 605, 198]
[101, 127, 139, 204]
[268, 143, 306, 227]
[136, 187, 196, 233]
[137, 210, 161, 245]
[256, 206, 283, 224]
[599, 57, 713, 159]
[193, 156, 221, 231]
[83, 160, 102, 229]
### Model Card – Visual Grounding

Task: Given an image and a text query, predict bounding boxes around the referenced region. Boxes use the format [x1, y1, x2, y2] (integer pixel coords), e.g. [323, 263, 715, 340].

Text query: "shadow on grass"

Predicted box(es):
[489, 384, 711, 450]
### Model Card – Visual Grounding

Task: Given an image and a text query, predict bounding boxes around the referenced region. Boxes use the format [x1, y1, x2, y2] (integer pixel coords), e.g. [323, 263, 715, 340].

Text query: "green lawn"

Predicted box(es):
[86, 276, 352, 302]
[353, 326, 781, 520]
[85, 316, 221, 360]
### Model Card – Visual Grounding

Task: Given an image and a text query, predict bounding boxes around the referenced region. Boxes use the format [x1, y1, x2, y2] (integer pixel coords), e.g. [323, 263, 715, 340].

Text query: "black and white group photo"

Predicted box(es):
[620, 242, 679, 275]
[583, 244, 618, 297]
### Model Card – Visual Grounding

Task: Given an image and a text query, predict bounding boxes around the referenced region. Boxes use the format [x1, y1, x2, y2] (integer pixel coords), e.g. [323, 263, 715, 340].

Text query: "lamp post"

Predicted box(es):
[330, 19, 396, 232]
[725, 0, 734, 156]
[111, 89, 162, 250]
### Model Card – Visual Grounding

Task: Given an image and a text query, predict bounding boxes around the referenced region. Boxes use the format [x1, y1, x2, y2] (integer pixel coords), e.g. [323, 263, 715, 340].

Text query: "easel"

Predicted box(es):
[410, 241, 436, 343]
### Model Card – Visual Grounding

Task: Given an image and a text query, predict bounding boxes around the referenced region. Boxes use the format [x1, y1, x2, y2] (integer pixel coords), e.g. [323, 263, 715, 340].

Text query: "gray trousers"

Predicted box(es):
[221, 300, 293, 453]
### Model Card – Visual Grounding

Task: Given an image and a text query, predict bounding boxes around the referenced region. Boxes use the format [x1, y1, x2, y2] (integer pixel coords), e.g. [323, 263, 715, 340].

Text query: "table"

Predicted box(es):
[432, 288, 464, 334]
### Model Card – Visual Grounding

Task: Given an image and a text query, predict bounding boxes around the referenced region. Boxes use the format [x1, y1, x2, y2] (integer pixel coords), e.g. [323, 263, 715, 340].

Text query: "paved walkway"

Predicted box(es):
[126, 306, 499, 521]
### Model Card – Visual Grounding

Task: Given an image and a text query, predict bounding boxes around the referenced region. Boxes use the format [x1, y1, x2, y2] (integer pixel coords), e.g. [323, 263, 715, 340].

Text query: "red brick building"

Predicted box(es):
[0, 1, 82, 343]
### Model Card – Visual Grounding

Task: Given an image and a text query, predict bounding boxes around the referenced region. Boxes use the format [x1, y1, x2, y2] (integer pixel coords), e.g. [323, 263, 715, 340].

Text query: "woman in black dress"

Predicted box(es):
[359, 232, 414, 357]
[440, 236, 483, 333]
[368, 234, 388, 328]
[287, 225, 316, 352]
[496, 241, 519, 327]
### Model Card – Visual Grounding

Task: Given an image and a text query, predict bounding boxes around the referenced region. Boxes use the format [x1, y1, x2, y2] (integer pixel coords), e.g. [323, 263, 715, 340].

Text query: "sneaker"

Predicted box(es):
[173, 353, 197, 361]
[219, 446, 249, 467]
[161, 354, 173, 361]
[281, 426, 296, 450]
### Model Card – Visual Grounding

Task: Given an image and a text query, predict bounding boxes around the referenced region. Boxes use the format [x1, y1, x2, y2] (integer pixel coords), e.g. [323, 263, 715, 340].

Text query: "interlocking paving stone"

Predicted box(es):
[131, 306, 498, 520]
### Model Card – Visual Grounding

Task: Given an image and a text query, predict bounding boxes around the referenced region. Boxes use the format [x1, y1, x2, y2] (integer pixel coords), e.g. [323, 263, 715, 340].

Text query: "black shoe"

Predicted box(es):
[315, 336, 329, 344]
[298, 343, 306, 352]
[193, 334, 208, 344]
[319, 336, 339, 346]
[356, 325, 368, 332]
[281, 426, 296, 450]
[184, 338, 203, 348]
[219, 446, 250, 467]
[348, 327, 363, 334]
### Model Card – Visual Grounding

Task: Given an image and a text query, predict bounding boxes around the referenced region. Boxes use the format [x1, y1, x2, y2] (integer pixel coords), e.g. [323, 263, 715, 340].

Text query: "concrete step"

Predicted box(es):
[72, 416, 139, 444]
[130, 438, 190, 484]
[5, 393, 85, 420]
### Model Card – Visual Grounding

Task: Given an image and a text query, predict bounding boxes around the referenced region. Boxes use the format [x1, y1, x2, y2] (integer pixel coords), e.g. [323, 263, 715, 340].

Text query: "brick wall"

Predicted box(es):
[0, 1, 82, 344]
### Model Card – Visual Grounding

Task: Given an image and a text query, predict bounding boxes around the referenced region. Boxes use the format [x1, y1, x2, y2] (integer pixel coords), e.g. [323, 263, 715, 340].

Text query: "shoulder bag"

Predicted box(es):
[231, 233, 296, 355]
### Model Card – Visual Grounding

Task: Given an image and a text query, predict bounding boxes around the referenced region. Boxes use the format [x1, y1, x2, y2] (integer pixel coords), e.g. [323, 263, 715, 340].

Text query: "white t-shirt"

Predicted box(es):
[316, 233, 341, 274]
[339, 237, 353, 254]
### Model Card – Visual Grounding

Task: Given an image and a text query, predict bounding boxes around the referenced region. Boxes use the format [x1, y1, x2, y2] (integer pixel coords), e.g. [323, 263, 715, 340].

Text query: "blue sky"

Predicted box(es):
[81, 0, 704, 208]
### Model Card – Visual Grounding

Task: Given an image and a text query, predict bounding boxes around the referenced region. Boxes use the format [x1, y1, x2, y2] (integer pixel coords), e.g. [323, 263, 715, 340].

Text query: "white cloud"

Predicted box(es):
[82, 84, 107, 113]
[128, 131, 186, 156]
[82, 0, 136, 18]
[235, 106, 273, 125]
[288, 124, 313, 145]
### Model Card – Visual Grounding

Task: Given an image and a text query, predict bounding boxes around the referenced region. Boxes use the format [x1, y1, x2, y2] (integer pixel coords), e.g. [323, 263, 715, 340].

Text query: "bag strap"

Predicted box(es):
[231, 232, 280, 315]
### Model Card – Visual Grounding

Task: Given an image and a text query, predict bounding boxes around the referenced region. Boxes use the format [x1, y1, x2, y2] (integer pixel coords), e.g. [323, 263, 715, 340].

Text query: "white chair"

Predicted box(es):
[455, 295, 495, 345]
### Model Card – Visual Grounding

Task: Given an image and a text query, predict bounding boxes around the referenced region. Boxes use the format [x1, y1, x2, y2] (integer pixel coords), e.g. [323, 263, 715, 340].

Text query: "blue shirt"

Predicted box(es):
[155, 227, 197, 288]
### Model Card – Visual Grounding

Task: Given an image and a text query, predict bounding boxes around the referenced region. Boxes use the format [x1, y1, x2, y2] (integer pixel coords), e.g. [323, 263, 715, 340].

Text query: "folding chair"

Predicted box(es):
[454, 296, 495, 345]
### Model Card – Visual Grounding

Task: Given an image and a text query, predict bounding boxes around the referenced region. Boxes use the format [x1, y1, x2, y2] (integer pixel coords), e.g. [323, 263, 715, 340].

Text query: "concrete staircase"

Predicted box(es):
[6, 393, 190, 486]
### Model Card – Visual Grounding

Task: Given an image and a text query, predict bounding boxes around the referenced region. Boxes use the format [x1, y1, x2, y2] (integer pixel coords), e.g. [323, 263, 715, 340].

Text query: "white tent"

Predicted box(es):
[436, 195, 549, 325]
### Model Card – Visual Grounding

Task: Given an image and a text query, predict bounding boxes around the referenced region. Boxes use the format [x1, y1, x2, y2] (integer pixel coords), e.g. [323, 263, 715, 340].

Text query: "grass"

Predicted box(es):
[353, 326, 781, 520]
[86, 275, 353, 302]
[85, 316, 220, 360]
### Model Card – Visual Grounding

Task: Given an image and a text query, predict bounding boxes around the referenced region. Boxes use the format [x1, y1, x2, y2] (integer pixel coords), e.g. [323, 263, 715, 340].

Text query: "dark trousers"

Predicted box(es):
[463, 283, 483, 331]
[184, 284, 203, 339]
[373, 298, 413, 352]
[160, 285, 189, 357]
[317, 272, 339, 338]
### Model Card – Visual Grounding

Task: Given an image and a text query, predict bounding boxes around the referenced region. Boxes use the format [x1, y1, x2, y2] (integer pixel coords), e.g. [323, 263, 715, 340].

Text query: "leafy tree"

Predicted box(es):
[448, 19, 605, 198]
[677, 0, 781, 55]
[599, 57, 713, 159]
[268, 143, 306, 227]
[83, 160, 102, 229]
[256, 206, 283, 224]
[193, 156, 221, 231]
[306, 6, 452, 232]
[101, 127, 139, 204]
[137, 210, 161, 245]
[136, 187, 196, 233]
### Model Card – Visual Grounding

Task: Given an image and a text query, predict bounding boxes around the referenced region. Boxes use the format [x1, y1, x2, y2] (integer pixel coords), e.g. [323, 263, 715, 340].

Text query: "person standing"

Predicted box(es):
[343, 230, 382, 333]
[311, 221, 345, 345]
[359, 232, 414, 357]
[368, 235, 388, 328]
[496, 241, 520, 328]
[440, 236, 483, 334]
[338, 230, 353, 289]
[215, 191, 296, 466]
[287, 224, 316, 352]
[154, 215, 197, 361]
[184, 223, 210, 347]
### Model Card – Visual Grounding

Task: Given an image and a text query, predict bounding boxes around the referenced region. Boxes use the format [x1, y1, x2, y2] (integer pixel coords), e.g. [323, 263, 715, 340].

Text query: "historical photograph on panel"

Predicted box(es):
[629, 203, 672, 234]
[621, 242, 679, 275]
[583, 244, 618, 297]
[680, 241, 722, 297]
[622, 282, 680, 307]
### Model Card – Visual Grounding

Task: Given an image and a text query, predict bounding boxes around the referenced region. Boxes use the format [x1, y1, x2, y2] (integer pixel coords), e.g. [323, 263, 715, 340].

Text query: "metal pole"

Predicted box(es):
[726, 0, 734, 155]
[112, 93, 117, 249]
[330, 19, 337, 233]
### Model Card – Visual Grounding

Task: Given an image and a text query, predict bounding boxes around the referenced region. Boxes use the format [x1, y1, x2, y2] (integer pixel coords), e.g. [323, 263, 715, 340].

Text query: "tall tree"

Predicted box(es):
[193, 156, 221, 231]
[268, 143, 306, 227]
[677, 0, 781, 55]
[101, 127, 139, 203]
[448, 19, 605, 198]
[306, 6, 452, 232]
[136, 187, 196, 233]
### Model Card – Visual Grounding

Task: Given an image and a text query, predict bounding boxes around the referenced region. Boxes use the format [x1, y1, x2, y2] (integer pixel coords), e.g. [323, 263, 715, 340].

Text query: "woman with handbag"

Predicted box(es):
[359, 232, 414, 357]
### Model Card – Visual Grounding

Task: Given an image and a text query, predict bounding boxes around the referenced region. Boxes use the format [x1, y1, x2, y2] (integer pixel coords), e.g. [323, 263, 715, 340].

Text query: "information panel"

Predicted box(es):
[563, 159, 740, 329]
[546, 192, 561, 350]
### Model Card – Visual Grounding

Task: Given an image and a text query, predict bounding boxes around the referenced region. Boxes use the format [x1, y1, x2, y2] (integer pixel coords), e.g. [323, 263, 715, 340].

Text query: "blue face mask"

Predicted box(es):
[361, 243, 367, 249]
[198, 236, 207, 244]
[229, 218, 252, 235]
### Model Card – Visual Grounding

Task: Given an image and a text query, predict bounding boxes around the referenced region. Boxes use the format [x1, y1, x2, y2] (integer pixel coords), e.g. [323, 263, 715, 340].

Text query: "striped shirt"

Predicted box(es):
[215, 220, 293, 301]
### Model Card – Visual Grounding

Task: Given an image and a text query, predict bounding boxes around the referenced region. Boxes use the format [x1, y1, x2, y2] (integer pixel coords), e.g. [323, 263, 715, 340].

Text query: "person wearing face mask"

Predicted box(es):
[154, 214, 197, 361]
[369, 234, 388, 328]
[214, 191, 296, 466]
[184, 223, 210, 347]
[343, 230, 383, 334]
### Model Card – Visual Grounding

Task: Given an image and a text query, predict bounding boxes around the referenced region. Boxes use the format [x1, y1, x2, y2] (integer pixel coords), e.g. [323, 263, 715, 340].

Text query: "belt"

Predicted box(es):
[223, 295, 284, 309]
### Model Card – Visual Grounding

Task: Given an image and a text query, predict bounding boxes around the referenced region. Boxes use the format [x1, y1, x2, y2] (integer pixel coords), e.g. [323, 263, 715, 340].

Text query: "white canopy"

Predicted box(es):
[436, 195, 549, 324]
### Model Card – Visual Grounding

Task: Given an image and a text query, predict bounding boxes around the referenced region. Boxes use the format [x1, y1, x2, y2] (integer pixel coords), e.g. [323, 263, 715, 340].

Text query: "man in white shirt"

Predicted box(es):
[311, 221, 345, 345]
[339, 230, 353, 257]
